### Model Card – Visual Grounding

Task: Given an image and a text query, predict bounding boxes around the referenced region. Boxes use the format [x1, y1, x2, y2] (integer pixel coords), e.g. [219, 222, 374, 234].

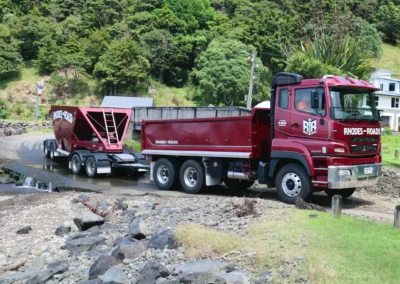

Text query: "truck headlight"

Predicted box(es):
[338, 169, 351, 176]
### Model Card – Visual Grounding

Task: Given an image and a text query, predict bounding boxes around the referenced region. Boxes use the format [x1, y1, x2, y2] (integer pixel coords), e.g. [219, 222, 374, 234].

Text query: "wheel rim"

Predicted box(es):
[72, 156, 80, 172]
[183, 167, 198, 188]
[86, 158, 95, 176]
[282, 172, 301, 197]
[156, 165, 169, 184]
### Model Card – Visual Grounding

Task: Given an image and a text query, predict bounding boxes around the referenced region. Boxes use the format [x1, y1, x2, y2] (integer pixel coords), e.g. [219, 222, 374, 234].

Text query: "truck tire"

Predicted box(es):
[153, 158, 178, 191]
[85, 156, 98, 178]
[179, 160, 205, 194]
[49, 143, 56, 161]
[325, 188, 356, 199]
[44, 141, 50, 158]
[275, 163, 311, 204]
[71, 153, 82, 175]
[224, 179, 255, 190]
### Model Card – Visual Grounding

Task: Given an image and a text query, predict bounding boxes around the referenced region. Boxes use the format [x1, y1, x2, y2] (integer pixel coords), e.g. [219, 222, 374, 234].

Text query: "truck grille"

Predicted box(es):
[350, 145, 377, 153]
[349, 137, 378, 143]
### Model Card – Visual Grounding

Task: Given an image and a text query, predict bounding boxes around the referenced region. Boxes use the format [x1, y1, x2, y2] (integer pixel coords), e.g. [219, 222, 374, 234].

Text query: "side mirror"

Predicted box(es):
[311, 90, 319, 109]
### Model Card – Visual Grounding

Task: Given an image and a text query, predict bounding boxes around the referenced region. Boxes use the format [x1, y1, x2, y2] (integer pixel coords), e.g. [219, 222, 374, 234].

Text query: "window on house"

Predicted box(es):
[389, 83, 395, 92]
[375, 96, 379, 107]
[278, 88, 289, 109]
[391, 97, 399, 108]
[380, 84, 384, 91]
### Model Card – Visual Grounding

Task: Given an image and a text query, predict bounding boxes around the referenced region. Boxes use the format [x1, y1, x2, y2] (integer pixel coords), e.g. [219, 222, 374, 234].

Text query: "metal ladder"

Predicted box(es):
[102, 109, 120, 146]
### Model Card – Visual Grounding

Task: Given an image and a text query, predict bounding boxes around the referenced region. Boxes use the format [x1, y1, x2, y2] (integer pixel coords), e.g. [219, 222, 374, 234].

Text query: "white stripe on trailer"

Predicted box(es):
[141, 150, 251, 159]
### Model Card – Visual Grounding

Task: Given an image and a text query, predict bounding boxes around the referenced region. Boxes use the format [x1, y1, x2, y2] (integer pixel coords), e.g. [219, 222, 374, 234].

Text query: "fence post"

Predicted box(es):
[394, 206, 400, 228]
[395, 150, 399, 159]
[331, 195, 343, 218]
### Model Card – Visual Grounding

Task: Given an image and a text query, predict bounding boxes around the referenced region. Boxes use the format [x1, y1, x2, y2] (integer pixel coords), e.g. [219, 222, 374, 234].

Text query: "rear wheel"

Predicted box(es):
[44, 142, 50, 158]
[49, 143, 56, 161]
[153, 158, 178, 191]
[224, 179, 255, 190]
[85, 156, 97, 178]
[71, 154, 82, 175]
[325, 188, 356, 199]
[275, 164, 311, 204]
[179, 160, 205, 194]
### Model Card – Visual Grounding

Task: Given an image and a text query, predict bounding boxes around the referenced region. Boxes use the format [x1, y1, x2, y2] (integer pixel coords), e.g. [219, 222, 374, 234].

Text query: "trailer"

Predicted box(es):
[43, 106, 149, 177]
[141, 72, 383, 204]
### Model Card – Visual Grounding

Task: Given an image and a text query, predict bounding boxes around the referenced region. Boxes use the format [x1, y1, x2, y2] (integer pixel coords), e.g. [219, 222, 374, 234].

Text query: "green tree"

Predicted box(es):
[93, 37, 150, 95]
[195, 39, 268, 106]
[375, 2, 400, 45]
[0, 24, 23, 78]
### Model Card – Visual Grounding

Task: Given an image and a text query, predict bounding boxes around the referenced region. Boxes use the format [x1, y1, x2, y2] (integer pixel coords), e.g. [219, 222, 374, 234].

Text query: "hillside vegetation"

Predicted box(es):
[0, 0, 399, 120]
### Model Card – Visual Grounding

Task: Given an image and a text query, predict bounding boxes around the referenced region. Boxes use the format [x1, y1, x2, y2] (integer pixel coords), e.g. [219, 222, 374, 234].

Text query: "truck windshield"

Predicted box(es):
[329, 88, 380, 122]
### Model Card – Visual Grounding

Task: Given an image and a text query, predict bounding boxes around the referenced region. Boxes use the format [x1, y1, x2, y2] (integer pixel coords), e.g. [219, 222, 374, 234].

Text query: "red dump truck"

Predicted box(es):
[43, 106, 149, 177]
[141, 72, 383, 203]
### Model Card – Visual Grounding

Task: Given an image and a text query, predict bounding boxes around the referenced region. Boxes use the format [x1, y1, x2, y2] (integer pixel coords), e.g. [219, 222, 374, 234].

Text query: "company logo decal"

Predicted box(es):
[303, 119, 317, 136]
[53, 110, 73, 123]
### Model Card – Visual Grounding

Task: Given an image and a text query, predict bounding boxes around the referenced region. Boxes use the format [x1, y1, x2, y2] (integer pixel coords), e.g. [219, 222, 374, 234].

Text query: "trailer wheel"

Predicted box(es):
[85, 156, 97, 178]
[44, 142, 50, 158]
[49, 143, 56, 160]
[71, 154, 82, 175]
[325, 188, 356, 199]
[275, 163, 311, 204]
[153, 158, 178, 190]
[179, 160, 205, 194]
[224, 179, 255, 191]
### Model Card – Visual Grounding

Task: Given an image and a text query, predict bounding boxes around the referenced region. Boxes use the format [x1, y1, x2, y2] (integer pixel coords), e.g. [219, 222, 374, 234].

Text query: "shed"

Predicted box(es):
[101, 96, 154, 108]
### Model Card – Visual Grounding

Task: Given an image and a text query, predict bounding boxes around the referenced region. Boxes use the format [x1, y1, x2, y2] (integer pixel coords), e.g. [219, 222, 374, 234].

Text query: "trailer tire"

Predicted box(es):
[153, 158, 178, 191]
[275, 163, 311, 204]
[49, 143, 56, 161]
[224, 179, 255, 191]
[179, 160, 205, 194]
[44, 142, 50, 158]
[85, 156, 98, 178]
[324, 188, 356, 199]
[71, 154, 82, 175]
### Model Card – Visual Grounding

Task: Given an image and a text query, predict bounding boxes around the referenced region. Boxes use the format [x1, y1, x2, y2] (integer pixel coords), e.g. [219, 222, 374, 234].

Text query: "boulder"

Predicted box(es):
[73, 212, 105, 231]
[103, 265, 129, 284]
[148, 229, 178, 250]
[111, 241, 147, 260]
[137, 260, 170, 284]
[89, 255, 120, 279]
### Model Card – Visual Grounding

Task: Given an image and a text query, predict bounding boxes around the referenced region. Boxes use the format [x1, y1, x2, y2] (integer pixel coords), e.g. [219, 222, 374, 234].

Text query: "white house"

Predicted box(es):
[369, 70, 400, 131]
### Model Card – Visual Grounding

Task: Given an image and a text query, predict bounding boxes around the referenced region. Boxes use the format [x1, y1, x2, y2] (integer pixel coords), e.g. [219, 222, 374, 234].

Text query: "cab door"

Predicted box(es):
[290, 87, 329, 142]
[274, 87, 291, 138]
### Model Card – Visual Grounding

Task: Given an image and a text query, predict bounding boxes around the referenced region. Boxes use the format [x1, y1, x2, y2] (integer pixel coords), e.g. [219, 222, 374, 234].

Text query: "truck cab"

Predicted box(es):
[269, 73, 382, 202]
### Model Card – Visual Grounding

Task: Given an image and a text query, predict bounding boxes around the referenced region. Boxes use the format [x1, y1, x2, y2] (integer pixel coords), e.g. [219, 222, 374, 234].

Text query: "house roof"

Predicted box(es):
[101, 96, 154, 108]
[375, 91, 400, 97]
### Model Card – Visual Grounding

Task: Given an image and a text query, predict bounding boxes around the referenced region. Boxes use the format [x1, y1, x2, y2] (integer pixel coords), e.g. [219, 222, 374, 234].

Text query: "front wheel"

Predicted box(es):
[179, 160, 205, 194]
[275, 163, 311, 204]
[153, 158, 178, 191]
[325, 188, 356, 199]
[85, 156, 97, 178]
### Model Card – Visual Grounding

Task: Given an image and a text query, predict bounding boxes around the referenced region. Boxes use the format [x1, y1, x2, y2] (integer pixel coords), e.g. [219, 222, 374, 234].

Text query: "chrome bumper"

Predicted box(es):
[328, 163, 382, 189]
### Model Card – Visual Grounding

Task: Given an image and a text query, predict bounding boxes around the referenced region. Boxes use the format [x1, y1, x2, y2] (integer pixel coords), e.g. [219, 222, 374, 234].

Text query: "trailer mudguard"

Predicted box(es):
[89, 153, 111, 174]
[69, 150, 91, 163]
[269, 151, 312, 177]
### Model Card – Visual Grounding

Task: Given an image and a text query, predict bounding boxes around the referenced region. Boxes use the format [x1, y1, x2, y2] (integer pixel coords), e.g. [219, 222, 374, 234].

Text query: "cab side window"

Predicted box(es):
[295, 88, 326, 116]
[278, 88, 289, 109]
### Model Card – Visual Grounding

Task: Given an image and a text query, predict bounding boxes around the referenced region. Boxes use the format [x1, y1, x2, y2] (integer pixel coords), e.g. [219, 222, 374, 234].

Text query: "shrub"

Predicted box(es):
[384, 127, 392, 136]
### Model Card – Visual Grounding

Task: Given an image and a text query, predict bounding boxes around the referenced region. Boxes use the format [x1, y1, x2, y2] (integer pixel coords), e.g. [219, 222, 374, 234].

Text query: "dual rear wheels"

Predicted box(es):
[70, 154, 99, 178]
[153, 158, 205, 194]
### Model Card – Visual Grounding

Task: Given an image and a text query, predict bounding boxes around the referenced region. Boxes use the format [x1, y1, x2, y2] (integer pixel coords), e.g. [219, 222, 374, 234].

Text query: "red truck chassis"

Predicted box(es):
[141, 73, 382, 203]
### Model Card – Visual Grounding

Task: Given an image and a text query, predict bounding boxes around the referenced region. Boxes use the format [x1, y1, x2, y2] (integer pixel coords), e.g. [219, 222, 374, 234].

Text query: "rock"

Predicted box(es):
[177, 272, 227, 284]
[174, 260, 228, 275]
[137, 260, 170, 284]
[88, 255, 120, 279]
[111, 241, 147, 260]
[77, 280, 102, 284]
[113, 237, 136, 247]
[148, 230, 178, 250]
[217, 272, 250, 284]
[103, 265, 129, 284]
[129, 218, 149, 240]
[77, 194, 90, 201]
[16, 226, 32, 234]
[55, 225, 71, 237]
[25, 261, 69, 284]
[73, 212, 105, 231]
[97, 201, 112, 211]
[64, 236, 105, 255]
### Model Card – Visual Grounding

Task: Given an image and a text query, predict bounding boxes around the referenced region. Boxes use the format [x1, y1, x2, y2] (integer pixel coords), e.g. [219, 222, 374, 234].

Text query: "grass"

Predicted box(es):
[146, 80, 197, 107]
[0, 63, 41, 90]
[372, 43, 400, 78]
[124, 139, 141, 152]
[176, 209, 400, 283]
[381, 135, 400, 167]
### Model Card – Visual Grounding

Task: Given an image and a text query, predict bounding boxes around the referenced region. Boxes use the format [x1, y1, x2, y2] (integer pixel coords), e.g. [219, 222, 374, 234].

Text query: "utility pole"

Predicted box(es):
[246, 50, 257, 109]
[36, 81, 44, 120]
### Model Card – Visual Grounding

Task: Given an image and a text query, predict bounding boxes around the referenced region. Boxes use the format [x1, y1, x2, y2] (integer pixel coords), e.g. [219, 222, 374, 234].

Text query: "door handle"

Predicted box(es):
[292, 123, 300, 127]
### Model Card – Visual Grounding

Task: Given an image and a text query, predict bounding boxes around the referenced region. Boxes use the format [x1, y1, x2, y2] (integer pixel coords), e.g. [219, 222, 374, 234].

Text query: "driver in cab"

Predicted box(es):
[296, 92, 326, 115]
